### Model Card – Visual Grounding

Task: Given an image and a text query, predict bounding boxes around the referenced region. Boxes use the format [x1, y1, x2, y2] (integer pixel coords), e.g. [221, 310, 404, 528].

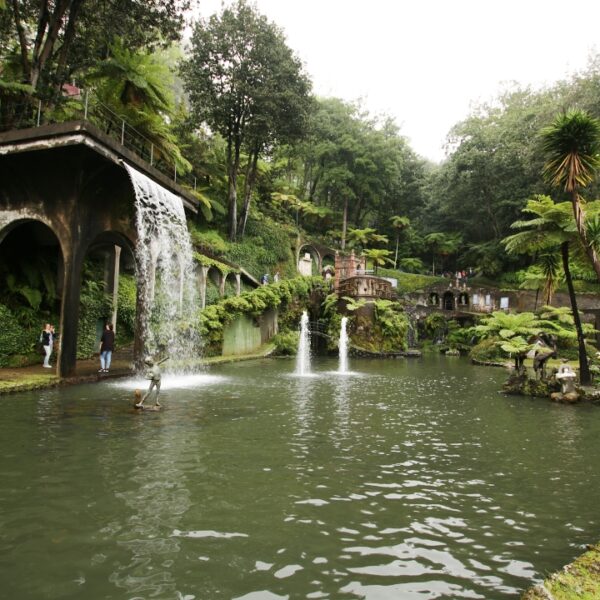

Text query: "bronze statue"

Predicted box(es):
[135, 356, 169, 409]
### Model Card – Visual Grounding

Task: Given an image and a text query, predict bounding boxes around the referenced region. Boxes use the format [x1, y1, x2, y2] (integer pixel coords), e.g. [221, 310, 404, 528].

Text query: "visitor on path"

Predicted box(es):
[136, 356, 169, 408]
[261, 273, 269, 285]
[98, 323, 115, 374]
[273, 271, 280, 283]
[40, 323, 54, 368]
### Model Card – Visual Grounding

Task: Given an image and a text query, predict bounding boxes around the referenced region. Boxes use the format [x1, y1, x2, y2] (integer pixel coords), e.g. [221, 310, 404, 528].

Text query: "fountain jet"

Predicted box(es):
[295, 311, 311, 376]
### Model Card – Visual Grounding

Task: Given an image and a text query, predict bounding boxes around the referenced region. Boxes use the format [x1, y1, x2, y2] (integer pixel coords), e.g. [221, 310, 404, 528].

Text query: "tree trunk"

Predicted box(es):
[561, 241, 591, 384]
[238, 147, 260, 238]
[10, 0, 32, 82]
[341, 197, 348, 250]
[54, 0, 85, 90]
[31, 0, 72, 89]
[227, 135, 241, 242]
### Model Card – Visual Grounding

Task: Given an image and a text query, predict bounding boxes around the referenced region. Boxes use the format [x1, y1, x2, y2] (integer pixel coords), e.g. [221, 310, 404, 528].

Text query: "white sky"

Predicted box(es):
[193, 0, 600, 163]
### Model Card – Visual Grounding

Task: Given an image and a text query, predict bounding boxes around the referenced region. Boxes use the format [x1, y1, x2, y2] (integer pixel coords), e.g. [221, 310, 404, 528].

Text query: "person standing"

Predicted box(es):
[40, 323, 54, 368]
[98, 323, 115, 374]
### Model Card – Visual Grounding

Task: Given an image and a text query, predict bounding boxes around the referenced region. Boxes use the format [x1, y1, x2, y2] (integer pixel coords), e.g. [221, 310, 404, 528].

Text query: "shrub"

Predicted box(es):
[470, 337, 504, 363]
[272, 331, 299, 356]
[77, 280, 112, 359]
[0, 303, 32, 367]
[117, 274, 136, 341]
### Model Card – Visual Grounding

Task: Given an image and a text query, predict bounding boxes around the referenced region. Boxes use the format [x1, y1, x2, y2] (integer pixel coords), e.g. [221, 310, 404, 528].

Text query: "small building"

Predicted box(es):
[334, 251, 393, 300]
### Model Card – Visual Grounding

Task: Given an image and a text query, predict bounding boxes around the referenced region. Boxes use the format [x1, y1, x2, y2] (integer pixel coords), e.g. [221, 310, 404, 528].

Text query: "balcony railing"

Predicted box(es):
[0, 90, 200, 193]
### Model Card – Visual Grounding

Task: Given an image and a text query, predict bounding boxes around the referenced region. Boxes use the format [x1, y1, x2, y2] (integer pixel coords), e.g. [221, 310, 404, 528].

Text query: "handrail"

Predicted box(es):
[0, 89, 199, 193]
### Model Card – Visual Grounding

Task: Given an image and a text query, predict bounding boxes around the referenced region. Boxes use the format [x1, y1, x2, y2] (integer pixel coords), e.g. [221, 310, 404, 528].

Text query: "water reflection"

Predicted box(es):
[1, 357, 600, 599]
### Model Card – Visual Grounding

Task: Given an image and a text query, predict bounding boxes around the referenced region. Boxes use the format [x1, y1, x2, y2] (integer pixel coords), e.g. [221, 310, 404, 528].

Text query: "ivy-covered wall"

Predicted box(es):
[200, 276, 323, 356]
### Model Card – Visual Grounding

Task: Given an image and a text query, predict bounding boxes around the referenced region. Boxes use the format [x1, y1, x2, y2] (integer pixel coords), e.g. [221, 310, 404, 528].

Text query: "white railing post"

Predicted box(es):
[37, 100, 42, 126]
[121, 120, 125, 145]
[84, 90, 89, 120]
[150, 144, 154, 166]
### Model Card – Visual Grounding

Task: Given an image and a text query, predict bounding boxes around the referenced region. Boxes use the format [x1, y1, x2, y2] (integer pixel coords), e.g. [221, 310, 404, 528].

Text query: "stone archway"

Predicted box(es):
[297, 244, 321, 276]
[0, 218, 64, 371]
[81, 230, 137, 359]
[443, 291, 455, 311]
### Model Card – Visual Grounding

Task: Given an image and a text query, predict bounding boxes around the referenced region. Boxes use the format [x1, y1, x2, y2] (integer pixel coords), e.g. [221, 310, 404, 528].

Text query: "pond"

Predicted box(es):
[1, 356, 599, 599]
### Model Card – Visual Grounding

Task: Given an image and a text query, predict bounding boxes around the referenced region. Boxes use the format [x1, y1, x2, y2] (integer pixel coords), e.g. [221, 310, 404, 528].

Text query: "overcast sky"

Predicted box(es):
[194, 0, 600, 163]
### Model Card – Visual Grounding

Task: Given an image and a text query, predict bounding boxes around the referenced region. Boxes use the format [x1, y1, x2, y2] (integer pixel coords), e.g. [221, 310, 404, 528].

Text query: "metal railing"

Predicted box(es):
[0, 90, 200, 194]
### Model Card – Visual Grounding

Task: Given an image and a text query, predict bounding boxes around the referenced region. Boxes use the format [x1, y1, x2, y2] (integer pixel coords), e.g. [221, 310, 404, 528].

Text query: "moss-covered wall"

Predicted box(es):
[222, 309, 278, 356]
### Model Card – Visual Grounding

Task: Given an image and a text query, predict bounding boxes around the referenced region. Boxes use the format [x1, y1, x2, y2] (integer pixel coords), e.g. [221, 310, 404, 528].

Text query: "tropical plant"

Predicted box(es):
[390, 215, 410, 269]
[503, 194, 594, 383]
[541, 109, 600, 282]
[363, 248, 393, 274]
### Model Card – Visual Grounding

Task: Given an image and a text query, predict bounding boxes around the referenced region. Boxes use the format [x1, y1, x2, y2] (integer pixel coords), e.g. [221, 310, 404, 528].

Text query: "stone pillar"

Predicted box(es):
[104, 245, 121, 331]
[235, 273, 241, 296]
[58, 250, 84, 377]
[219, 271, 226, 296]
[198, 265, 208, 309]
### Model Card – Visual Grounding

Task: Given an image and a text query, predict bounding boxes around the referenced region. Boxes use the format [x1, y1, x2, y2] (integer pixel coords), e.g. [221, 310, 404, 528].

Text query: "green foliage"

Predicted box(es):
[372, 300, 409, 351]
[189, 226, 230, 255]
[377, 269, 446, 293]
[424, 313, 448, 341]
[470, 337, 505, 363]
[0, 303, 32, 367]
[271, 331, 299, 356]
[199, 276, 322, 353]
[117, 274, 137, 340]
[224, 217, 296, 279]
[77, 280, 112, 359]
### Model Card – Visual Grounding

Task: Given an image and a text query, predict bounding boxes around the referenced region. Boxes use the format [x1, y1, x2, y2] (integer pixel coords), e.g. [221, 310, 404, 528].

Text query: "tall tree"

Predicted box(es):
[541, 109, 600, 282]
[2, 0, 191, 92]
[182, 0, 312, 241]
[390, 215, 410, 268]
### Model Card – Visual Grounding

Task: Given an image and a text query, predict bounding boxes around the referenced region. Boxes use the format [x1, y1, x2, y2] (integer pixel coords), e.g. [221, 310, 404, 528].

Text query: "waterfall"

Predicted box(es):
[295, 311, 311, 376]
[339, 316, 349, 374]
[124, 163, 200, 368]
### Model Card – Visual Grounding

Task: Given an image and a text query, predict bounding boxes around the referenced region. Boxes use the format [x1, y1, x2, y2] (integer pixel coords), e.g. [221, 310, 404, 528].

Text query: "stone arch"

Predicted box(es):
[0, 218, 65, 373]
[297, 244, 321, 276]
[429, 292, 440, 307]
[204, 265, 223, 305]
[224, 271, 241, 297]
[81, 230, 137, 355]
[457, 291, 470, 307]
[443, 291, 455, 311]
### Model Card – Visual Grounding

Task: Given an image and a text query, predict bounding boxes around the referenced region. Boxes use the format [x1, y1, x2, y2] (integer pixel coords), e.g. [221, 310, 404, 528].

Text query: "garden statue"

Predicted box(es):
[551, 359, 579, 403]
[135, 356, 169, 409]
[556, 361, 577, 394]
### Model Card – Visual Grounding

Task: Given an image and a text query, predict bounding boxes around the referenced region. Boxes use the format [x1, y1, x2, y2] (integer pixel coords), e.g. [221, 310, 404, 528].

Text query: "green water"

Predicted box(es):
[1, 356, 599, 599]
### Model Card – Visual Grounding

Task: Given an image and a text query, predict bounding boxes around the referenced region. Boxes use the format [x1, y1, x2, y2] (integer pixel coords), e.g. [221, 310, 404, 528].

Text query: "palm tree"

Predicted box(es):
[541, 109, 600, 282]
[346, 228, 388, 251]
[390, 215, 410, 269]
[424, 232, 461, 275]
[363, 248, 393, 274]
[503, 195, 592, 384]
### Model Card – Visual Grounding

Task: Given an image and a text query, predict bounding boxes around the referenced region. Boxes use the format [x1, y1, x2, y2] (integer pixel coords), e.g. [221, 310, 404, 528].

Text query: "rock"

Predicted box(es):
[562, 392, 580, 403]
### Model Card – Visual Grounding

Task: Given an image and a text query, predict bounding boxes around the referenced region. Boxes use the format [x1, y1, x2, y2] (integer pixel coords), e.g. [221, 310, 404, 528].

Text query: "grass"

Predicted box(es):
[0, 373, 59, 393]
[377, 269, 446, 293]
[522, 542, 600, 599]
